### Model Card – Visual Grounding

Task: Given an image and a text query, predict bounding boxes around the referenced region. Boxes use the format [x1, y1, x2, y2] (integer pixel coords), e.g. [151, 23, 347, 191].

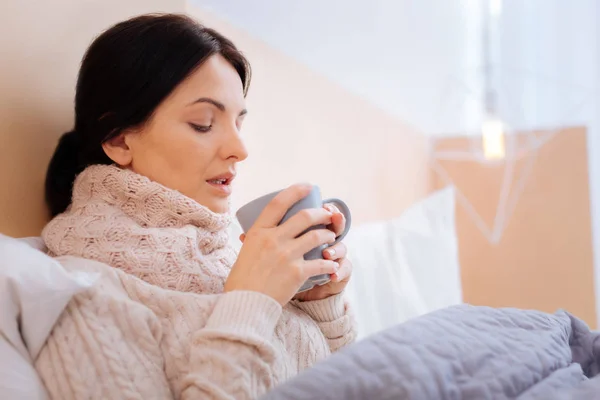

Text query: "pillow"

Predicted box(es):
[228, 218, 244, 252]
[0, 235, 98, 400]
[344, 186, 462, 339]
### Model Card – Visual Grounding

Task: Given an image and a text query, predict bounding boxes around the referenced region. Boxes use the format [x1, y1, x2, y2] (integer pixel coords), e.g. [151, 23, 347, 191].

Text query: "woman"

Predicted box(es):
[36, 13, 356, 400]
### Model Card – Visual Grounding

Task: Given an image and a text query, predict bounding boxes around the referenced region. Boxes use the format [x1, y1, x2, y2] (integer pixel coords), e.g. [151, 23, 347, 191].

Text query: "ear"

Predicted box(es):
[102, 133, 133, 167]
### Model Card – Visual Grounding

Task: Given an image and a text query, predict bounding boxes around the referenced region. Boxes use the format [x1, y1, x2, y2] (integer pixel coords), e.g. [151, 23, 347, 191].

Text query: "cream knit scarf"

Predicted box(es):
[43, 164, 237, 294]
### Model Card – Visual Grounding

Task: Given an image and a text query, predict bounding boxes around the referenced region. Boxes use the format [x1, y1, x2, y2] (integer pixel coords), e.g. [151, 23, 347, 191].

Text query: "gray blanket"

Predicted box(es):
[262, 305, 600, 400]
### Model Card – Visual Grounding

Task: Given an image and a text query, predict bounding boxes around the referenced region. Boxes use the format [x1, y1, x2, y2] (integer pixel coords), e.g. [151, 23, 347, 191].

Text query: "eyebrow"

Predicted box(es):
[189, 97, 248, 116]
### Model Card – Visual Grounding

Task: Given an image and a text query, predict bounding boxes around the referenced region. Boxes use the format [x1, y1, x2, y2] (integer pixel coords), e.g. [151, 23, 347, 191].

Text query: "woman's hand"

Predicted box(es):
[293, 203, 353, 302]
[225, 184, 340, 306]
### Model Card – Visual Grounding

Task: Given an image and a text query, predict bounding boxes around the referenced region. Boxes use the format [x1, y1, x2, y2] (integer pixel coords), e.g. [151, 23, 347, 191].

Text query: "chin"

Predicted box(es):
[205, 199, 230, 214]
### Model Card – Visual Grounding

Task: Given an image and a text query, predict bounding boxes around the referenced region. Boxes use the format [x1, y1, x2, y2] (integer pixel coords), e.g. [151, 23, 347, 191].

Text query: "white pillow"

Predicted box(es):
[228, 218, 244, 252]
[344, 186, 462, 339]
[0, 235, 98, 400]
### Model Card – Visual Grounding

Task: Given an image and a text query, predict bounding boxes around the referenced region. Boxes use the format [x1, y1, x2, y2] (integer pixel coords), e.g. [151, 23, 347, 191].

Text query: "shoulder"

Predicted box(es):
[59, 255, 221, 321]
[57, 255, 134, 301]
[57, 256, 166, 335]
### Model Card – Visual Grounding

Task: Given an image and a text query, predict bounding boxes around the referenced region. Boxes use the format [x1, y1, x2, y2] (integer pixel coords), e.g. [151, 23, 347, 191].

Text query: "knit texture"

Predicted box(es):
[38, 165, 357, 399]
[43, 164, 235, 294]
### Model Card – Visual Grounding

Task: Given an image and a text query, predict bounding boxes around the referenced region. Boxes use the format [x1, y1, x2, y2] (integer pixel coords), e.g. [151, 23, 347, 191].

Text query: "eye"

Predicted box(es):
[189, 123, 212, 133]
[237, 115, 246, 129]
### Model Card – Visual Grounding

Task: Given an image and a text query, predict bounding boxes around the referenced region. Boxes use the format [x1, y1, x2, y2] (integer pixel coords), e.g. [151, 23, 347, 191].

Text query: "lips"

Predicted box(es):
[206, 172, 235, 185]
[207, 178, 228, 184]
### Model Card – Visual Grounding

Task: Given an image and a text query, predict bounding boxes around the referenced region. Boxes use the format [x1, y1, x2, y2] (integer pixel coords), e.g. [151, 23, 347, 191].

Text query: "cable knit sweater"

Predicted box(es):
[37, 165, 356, 399]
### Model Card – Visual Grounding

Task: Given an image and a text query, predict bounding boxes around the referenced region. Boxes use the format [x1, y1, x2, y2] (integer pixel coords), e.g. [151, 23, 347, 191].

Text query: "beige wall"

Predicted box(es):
[1, 2, 431, 236]
[0, 1, 185, 237]
[432, 128, 596, 326]
[187, 5, 431, 225]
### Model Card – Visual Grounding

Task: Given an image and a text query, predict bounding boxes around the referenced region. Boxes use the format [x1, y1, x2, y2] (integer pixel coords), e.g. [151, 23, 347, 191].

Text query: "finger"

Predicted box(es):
[293, 228, 337, 256]
[323, 203, 339, 214]
[331, 258, 352, 282]
[254, 184, 313, 228]
[323, 241, 347, 260]
[324, 204, 345, 236]
[279, 207, 333, 238]
[239, 233, 246, 243]
[302, 259, 339, 280]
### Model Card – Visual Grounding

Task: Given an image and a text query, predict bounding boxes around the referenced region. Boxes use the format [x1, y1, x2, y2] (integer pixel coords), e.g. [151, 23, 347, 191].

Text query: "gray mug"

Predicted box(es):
[235, 186, 352, 292]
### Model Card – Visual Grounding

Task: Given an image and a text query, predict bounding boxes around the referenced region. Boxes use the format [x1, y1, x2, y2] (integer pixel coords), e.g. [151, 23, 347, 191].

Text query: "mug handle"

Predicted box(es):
[322, 198, 352, 246]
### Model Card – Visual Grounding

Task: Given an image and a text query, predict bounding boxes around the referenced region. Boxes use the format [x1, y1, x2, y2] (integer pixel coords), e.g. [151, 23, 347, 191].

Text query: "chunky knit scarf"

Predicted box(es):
[43, 164, 236, 294]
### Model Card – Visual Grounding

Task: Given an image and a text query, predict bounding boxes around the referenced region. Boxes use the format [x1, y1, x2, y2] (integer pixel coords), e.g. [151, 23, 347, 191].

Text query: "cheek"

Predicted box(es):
[164, 132, 202, 166]
[132, 124, 211, 187]
[173, 138, 213, 176]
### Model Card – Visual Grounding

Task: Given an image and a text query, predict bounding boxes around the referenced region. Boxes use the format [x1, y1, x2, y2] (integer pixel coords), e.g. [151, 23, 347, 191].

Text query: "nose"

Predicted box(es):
[222, 126, 248, 162]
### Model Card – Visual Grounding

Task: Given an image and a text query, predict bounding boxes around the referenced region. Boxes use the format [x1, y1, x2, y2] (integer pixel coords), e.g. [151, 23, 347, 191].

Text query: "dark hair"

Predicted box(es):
[45, 13, 251, 217]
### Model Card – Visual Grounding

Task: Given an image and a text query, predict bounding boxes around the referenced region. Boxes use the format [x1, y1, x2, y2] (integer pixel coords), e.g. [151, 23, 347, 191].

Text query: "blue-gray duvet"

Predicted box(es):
[262, 305, 600, 400]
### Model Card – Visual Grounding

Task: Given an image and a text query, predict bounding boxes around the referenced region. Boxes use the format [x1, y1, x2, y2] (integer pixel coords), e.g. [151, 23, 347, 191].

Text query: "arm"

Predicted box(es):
[292, 293, 357, 353]
[180, 291, 282, 399]
[35, 270, 283, 400]
[35, 282, 173, 400]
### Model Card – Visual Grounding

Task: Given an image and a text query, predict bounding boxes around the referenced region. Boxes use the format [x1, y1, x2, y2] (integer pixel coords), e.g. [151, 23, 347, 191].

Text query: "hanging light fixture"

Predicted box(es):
[482, 116, 505, 159]
[482, 0, 505, 160]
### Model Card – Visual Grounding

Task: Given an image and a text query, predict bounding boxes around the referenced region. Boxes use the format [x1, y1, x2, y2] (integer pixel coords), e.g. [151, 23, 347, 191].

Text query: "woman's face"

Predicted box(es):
[106, 54, 248, 214]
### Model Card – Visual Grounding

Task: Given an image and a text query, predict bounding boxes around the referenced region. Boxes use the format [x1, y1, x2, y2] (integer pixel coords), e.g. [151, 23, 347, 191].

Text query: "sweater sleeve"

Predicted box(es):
[35, 283, 173, 400]
[180, 291, 283, 400]
[292, 293, 357, 352]
[35, 273, 283, 400]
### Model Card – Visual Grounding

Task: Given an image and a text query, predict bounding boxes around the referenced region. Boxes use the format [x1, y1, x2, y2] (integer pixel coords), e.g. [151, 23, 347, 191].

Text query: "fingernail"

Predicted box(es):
[325, 248, 336, 259]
